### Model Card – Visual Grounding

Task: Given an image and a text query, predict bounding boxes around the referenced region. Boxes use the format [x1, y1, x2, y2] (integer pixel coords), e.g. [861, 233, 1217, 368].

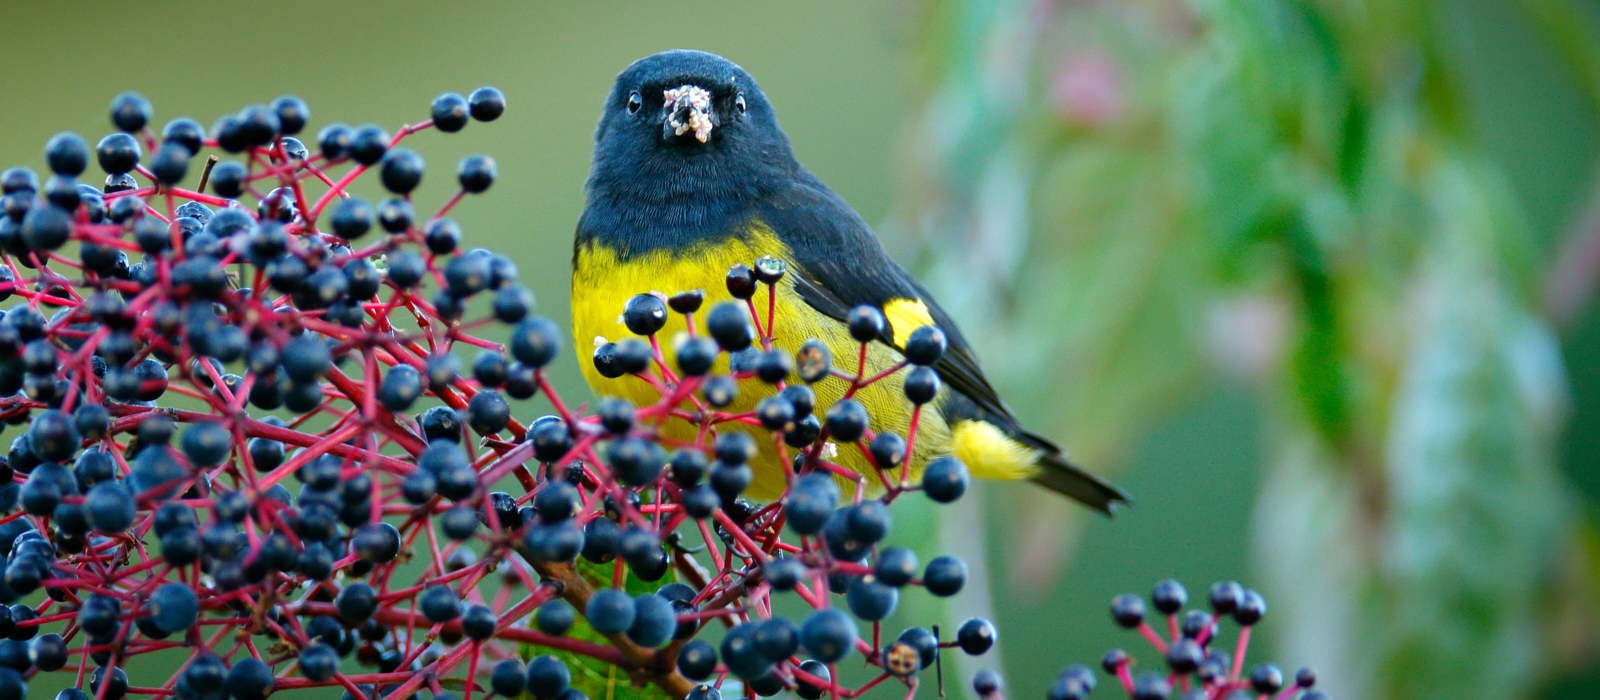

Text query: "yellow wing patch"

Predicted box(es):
[951, 420, 1040, 481]
[883, 298, 934, 348]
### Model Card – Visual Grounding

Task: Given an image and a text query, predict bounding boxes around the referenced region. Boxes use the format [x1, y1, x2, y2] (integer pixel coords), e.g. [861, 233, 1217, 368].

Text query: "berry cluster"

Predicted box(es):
[0, 89, 1004, 700]
[1036, 581, 1323, 700]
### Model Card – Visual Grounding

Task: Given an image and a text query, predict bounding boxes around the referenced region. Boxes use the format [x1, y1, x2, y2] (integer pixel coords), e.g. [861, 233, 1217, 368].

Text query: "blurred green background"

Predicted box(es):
[3, 1, 1598, 699]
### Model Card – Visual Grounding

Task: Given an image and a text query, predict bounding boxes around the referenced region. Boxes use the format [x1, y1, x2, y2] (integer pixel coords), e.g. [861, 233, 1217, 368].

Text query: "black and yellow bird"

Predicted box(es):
[572, 50, 1128, 512]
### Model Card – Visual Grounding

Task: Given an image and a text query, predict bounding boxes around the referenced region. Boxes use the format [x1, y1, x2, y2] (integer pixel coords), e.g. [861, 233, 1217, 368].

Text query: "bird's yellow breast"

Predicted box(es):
[571, 225, 953, 498]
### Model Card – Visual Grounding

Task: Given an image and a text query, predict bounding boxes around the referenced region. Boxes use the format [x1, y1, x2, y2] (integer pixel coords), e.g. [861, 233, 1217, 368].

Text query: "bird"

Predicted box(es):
[571, 49, 1128, 513]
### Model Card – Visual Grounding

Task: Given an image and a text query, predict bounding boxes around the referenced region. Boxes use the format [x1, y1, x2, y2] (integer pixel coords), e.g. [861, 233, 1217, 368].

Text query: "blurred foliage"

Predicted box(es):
[897, 0, 1600, 699]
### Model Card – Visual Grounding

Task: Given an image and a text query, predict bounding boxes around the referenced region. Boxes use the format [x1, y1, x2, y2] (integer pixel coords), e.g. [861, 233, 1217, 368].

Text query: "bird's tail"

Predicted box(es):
[1030, 450, 1131, 515]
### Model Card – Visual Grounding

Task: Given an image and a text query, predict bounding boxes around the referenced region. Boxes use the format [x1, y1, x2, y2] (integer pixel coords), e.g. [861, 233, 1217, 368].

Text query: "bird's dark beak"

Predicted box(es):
[661, 85, 715, 144]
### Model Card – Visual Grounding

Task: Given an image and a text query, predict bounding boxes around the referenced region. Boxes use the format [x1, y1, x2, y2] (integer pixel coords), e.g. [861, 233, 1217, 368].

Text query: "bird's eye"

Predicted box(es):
[735, 93, 747, 114]
[626, 91, 642, 115]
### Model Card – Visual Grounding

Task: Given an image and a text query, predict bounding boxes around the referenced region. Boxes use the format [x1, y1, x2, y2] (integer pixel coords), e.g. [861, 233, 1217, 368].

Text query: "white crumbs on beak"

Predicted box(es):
[664, 85, 714, 143]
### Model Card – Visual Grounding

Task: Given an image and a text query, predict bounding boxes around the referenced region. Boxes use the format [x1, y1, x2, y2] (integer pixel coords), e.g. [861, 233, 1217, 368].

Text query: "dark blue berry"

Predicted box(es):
[585, 588, 634, 635]
[897, 627, 939, 669]
[1234, 589, 1266, 626]
[622, 294, 667, 336]
[353, 522, 400, 563]
[1167, 638, 1204, 674]
[90, 666, 125, 700]
[331, 197, 373, 240]
[719, 622, 770, 679]
[524, 655, 568, 700]
[869, 432, 905, 470]
[149, 143, 189, 185]
[1208, 580, 1243, 614]
[534, 600, 574, 637]
[1248, 668, 1286, 693]
[924, 556, 967, 597]
[800, 609, 856, 663]
[1296, 668, 1317, 688]
[1132, 672, 1171, 700]
[181, 420, 231, 467]
[466, 390, 510, 435]
[874, 548, 918, 587]
[45, 133, 89, 177]
[675, 337, 718, 377]
[336, 582, 378, 624]
[972, 669, 1003, 696]
[784, 474, 838, 536]
[348, 124, 389, 166]
[795, 340, 831, 384]
[752, 617, 799, 661]
[458, 155, 496, 193]
[510, 318, 561, 368]
[493, 286, 534, 324]
[468, 87, 506, 122]
[535, 481, 580, 523]
[225, 658, 274, 700]
[847, 500, 891, 543]
[491, 659, 525, 697]
[846, 305, 884, 342]
[299, 545, 334, 581]
[679, 486, 719, 519]
[957, 618, 996, 655]
[423, 216, 458, 251]
[700, 374, 738, 407]
[1152, 579, 1187, 615]
[299, 643, 339, 681]
[762, 557, 806, 592]
[379, 365, 423, 412]
[419, 585, 460, 623]
[921, 455, 967, 503]
[281, 335, 331, 383]
[159, 528, 200, 567]
[754, 350, 792, 384]
[724, 264, 757, 299]
[794, 659, 831, 700]
[705, 302, 753, 352]
[96, 133, 141, 175]
[439, 506, 479, 540]
[316, 123, 352, 160]
[903, 325, 946, 365]
[903, 366, 940, 405]
[27, 632, 65, 671]
[270, 95, 310, 135]
[473, 351, 508, 387]
[28, 410, 79, 461]
[626, 594, 676, 648]
[824, 400, 869, 443]
[1112, 592, 1146, 628]
[109, 92, 152, 133]
[677, 640, 718, 681]
[379, 148, 424, 194]
[85, 481, 135, 533]
[235, 105, 280, 146]
[846, 576, 898, 620]
[667, 449, 708, 487]
[460, 603, 496, 640]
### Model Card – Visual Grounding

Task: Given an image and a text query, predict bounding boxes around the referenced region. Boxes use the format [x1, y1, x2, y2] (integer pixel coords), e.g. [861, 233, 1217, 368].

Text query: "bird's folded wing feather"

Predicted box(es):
[753, 176, 1045, 446]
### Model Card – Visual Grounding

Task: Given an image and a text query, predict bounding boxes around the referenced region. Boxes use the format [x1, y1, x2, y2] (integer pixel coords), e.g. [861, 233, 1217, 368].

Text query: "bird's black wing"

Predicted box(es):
[754, 175, 1129, 512]
[755, 177, 1017, 424]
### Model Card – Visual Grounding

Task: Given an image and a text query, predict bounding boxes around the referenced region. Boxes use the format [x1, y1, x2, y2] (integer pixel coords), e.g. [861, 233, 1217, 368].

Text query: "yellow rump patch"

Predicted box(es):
[951, 420, 1040, 481]
[883, 298, 934, 348]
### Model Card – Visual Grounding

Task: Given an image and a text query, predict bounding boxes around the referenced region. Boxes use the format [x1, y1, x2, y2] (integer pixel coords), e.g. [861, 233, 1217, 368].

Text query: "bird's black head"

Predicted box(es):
[586, 50, 796, 205]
